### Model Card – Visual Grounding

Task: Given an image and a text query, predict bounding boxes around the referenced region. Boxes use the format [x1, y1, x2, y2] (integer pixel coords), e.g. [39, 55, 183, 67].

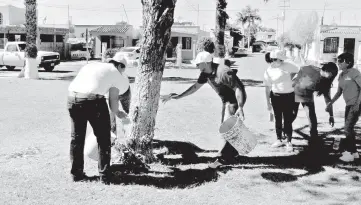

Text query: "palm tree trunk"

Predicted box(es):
[24, 0, 38, 79]
[125, 0, 176, 163]
[215, 0, 228, 58]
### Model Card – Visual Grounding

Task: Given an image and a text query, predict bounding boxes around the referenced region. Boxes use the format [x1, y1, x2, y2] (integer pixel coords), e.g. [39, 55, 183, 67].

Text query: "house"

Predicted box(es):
[139, 22, 210, 60]
[74, 22, 134, 58]
[164, 22, 210, 60]
[256, 31, 276, 41]
[0, 5, 69, 58]
[307, 25, 361, 66]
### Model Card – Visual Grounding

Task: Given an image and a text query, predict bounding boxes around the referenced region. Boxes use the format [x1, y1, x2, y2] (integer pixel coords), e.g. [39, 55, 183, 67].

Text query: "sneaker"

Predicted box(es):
[352, 152, 360, 159]
[271, 140, 284, 148]
[285, 142, 293, 152]
[208, 159, 224, 169]
[208, 157, 238, 169]
[339, 151, 354, 162]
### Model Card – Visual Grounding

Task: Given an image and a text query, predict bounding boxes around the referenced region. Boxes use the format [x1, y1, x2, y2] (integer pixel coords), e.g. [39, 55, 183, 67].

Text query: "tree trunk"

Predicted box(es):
[214, 0, 228, 58]
[24, 0, 38, 79]
[126, 0, 176, 163]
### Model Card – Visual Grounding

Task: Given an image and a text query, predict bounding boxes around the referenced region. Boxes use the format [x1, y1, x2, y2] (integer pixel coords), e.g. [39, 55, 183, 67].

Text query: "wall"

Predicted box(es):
[0, 5, 10, 25]
[9, 5, 25, 25]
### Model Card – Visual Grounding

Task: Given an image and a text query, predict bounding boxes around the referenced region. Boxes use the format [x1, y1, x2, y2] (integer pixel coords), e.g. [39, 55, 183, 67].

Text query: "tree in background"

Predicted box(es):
[214, 0, 228, 58]
[236, 5, 262, 48]
[123, 0, 177, 163]
[288, 11, 319, 60]
[23, 0, 38, 79]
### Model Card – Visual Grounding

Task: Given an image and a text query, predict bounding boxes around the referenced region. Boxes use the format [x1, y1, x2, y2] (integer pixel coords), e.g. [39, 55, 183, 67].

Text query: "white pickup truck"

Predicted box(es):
[0, 41, 61, 72]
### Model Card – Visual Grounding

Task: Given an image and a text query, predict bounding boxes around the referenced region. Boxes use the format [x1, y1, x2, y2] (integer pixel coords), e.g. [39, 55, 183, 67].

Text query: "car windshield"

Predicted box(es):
[18, 43, 26, 51]
[120, 48, 136, 52]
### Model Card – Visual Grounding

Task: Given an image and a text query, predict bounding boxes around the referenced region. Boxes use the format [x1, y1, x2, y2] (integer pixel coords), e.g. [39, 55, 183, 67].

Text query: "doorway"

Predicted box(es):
[344, 38, 355, 55]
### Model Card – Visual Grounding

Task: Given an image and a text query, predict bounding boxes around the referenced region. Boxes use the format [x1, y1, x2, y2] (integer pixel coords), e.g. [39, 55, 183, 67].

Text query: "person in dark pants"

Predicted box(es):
[326, 53, 361, 162]
[67, 53, 130, 184]
[161, 41, 247, 168]
[291, 62, 338, 147]
[264, 49, 299, 152]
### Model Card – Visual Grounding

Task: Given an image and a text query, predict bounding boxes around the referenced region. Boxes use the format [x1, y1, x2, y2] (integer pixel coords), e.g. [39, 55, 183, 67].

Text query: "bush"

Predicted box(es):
[196, 37, 215, 53]
[25, 43, 37, 58]
[102, 48, 122, 59]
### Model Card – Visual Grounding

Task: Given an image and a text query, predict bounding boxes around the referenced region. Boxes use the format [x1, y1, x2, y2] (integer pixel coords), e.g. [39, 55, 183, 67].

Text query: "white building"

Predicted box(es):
[308, 25, 361, 66]
[256, 31, 276, 41]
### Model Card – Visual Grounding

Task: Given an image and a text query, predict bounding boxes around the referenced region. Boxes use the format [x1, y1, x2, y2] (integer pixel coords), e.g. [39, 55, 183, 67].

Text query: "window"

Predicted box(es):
[40, 34, 54, 43]
[6, 45, 18, 52]
[0, 13, 2, 25]
[182, 37, 192, 50]
[323, 37, 339, 53]
[56, 35, 63, 42]
[268, 35, 272, 39]
[18, 44, 26, 51]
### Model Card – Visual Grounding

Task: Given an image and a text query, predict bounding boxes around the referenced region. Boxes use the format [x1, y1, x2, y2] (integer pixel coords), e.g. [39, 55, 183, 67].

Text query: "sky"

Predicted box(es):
[3, 0, 361, 33]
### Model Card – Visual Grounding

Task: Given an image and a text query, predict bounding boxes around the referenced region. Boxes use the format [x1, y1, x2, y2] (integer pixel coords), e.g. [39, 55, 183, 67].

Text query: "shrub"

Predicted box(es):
[196, 37, 215, 53]
[25, 43, 37, 58]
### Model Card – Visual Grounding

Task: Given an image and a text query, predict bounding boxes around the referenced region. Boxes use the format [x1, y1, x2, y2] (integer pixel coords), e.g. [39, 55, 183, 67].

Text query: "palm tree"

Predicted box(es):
[214, 0, 228, 58]
[24, 0, 38, 79]
[236, 5, 262, 49]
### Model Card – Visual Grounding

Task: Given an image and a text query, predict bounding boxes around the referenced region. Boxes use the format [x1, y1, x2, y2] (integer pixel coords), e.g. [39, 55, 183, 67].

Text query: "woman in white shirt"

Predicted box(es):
[264, 49, 299, 152]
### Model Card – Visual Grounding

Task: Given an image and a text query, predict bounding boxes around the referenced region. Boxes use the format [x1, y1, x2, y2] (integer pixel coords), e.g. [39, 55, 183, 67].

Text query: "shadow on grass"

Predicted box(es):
[110, 166, 220, 189]
[152, 139, 218, 166]
[107, 123, 361, 188]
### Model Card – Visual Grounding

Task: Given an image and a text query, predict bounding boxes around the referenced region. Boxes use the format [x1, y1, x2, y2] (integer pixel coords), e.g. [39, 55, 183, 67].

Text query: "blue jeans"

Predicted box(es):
[341, 104, 361, 153]
[67, 94, 111, 178]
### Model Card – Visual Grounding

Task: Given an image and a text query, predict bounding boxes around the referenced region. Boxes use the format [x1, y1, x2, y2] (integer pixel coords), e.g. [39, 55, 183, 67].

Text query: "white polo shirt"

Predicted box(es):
[264, 61, 299, 93]
[68, 62, 129, 95]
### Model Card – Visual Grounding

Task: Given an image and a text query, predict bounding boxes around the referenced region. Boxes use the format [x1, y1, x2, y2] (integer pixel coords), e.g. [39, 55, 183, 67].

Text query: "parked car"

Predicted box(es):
[233, 47, 248, 57]
[260, 40, 279, 53]
[252, 42, 266, 52]
[117, 46, 141, 61]
[71, 49, 93, 61]
[0, 41, 60, 71]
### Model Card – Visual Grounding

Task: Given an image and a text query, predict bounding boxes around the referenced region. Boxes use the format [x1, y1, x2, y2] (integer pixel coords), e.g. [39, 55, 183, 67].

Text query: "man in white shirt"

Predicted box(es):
[67, 52, 130, 184]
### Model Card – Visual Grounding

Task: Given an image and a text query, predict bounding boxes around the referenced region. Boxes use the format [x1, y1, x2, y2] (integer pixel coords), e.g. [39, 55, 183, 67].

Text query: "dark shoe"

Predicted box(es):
[100, 175, 112, 185]
[72, 173, 88, 182]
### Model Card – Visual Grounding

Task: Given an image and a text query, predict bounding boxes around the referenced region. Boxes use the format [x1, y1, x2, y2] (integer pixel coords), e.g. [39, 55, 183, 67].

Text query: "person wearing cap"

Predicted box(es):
[326, 52, 361, 162]
[264, 49, 299, 152]
[161, 50, 247, 167]
[67, 52, 130, 184]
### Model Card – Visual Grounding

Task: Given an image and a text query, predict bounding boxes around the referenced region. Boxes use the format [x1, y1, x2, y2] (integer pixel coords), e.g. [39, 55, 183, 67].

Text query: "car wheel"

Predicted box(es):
[44, 66, 55, 72]
[6, 66, 15, 71]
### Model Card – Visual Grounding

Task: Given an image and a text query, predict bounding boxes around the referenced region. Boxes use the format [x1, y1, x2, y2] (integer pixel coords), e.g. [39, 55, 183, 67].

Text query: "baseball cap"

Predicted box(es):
[270, 49, 287, 61]
[193, 51, 213, 65]
[106, 52, 127, 67]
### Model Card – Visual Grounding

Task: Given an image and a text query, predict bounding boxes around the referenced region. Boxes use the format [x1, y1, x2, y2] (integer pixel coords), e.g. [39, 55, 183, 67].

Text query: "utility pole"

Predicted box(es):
[279, 0, 290, 35]
[197, 4, 199, 25]
[67, 5, 70, 34]
[86, 28, 88, 64]
[122, 4, 129, 23]
[321, 0, 328, 25]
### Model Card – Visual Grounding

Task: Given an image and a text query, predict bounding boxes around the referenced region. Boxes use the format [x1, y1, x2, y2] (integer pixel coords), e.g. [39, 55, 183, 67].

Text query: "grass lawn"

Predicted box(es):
[0, 62, 360, 205]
